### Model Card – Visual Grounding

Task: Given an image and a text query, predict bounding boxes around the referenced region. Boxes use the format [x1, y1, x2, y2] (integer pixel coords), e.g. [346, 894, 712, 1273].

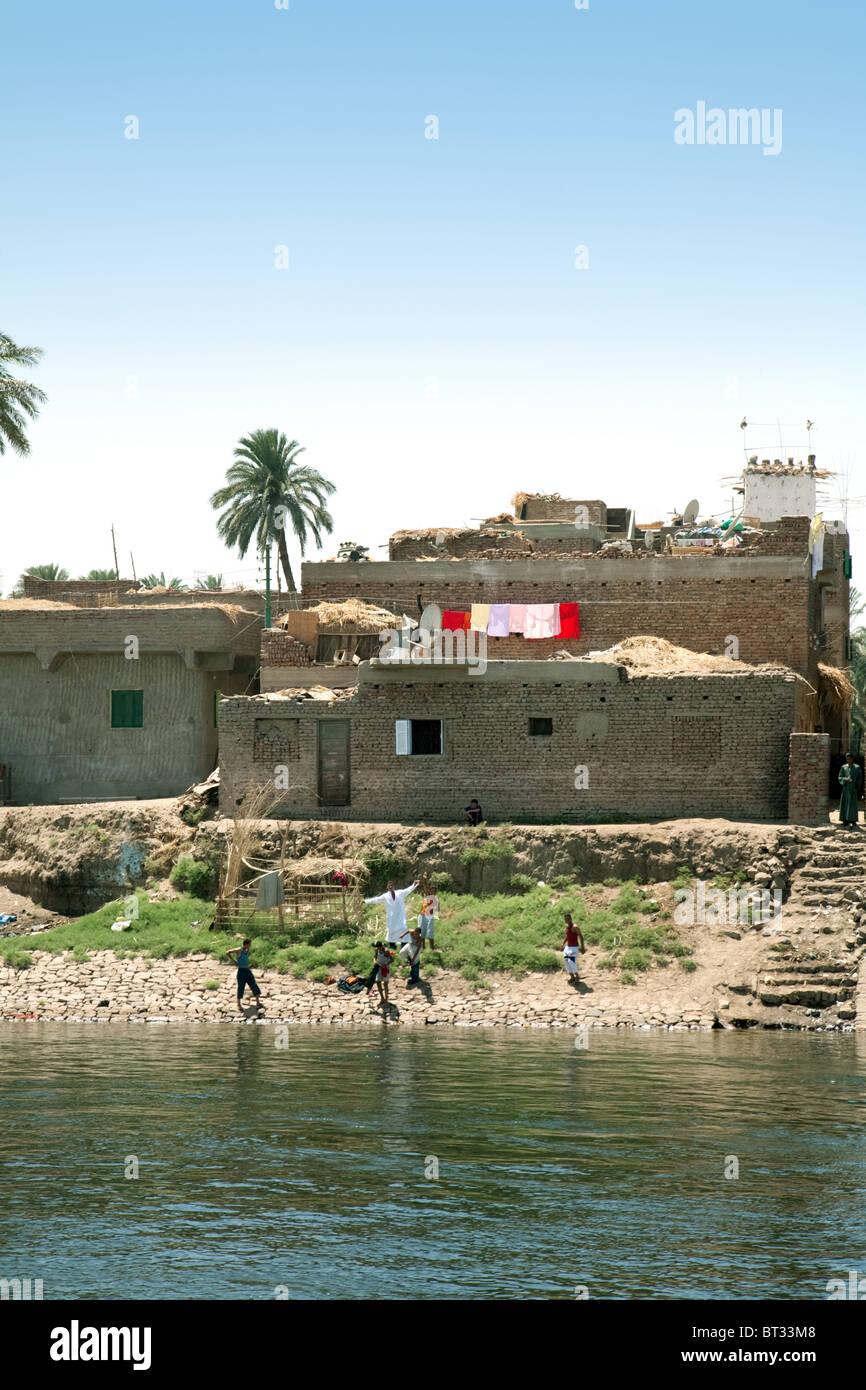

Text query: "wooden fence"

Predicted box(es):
[214, 881, 362, 934]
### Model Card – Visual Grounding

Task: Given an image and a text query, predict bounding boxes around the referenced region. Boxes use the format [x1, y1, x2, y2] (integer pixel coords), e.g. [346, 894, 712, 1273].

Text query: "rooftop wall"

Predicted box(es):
[300, 555, 815, 676]
[0, 605, 263, 661]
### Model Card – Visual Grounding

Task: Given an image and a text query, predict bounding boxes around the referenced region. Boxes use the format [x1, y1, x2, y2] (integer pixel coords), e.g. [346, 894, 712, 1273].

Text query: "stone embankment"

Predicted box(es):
[0, 950, 723, 1029]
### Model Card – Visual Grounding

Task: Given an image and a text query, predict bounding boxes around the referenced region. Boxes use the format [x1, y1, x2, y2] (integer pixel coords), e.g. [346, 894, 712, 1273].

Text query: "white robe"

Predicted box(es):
[364, 884, 417, 942]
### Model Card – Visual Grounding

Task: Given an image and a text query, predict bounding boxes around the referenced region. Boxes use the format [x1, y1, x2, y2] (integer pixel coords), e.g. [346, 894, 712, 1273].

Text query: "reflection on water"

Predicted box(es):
[1, 1024, 865, 1299]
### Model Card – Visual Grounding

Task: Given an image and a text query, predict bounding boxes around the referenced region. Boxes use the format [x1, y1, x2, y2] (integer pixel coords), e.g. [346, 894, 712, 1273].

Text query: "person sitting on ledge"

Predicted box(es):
[462, 799, 484, 826]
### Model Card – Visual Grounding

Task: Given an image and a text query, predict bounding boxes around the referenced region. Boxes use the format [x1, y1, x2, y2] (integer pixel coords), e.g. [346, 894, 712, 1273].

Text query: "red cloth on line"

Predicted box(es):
[558, 602, 580, 639]
[442, 610, 471, 631]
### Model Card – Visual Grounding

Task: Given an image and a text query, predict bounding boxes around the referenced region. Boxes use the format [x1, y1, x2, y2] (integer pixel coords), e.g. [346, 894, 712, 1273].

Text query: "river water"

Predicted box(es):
[1, 1023, 865, 1300]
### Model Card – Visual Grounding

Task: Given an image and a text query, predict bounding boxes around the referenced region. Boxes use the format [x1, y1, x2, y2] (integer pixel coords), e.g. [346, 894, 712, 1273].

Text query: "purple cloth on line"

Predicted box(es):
[487, 604, 510, 637]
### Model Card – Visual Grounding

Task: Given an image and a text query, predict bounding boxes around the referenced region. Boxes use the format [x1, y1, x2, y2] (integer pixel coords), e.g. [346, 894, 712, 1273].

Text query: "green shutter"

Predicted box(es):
[111, 690, 143, 728]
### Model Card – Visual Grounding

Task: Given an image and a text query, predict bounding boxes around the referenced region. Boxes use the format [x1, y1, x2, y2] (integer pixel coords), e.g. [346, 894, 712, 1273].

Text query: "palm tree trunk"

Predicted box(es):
[276, 529, 297, 591]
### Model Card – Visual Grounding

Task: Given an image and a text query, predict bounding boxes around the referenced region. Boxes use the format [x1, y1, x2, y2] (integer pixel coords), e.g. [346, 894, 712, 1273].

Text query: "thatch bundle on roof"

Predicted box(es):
[0, 598, 78, 611]
[817, 662, 855, 713]
[390, 526, 475, 543]
[277, 599, 402, 633]
[579, 635, 790, 675]
[511, 490, 566, 514]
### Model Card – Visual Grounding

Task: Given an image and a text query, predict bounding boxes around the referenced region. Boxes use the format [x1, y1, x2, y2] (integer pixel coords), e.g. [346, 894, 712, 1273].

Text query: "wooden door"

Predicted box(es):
[318, 720, 351, 806]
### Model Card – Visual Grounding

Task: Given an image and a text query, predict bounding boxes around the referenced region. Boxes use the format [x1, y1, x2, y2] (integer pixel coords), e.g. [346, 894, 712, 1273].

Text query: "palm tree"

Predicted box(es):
[849, 588, 866, 752]
[0, 333, 47, 455]
[79, 568, 118, 581]
[140, 572, 188, 591]
[196, 574, 224, 590]
[20, 563, 69, 585]
[210, 430, 335, 591]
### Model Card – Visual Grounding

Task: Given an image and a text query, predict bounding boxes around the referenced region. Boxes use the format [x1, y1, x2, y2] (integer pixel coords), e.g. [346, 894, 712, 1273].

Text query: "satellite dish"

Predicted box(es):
[419, 603, 442, 632]
[683, 499, 700, 525]
[434, 530, 446, 547]
[644, 530, 657, 551]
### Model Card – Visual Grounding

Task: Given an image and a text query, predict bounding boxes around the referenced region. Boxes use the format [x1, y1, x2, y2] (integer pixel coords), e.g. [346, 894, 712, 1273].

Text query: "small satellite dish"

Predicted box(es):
[434, 530, 446, 547]
[644, 530, 657, 551]
[683, 499, 700, 525]
[419, 603, 442, 632]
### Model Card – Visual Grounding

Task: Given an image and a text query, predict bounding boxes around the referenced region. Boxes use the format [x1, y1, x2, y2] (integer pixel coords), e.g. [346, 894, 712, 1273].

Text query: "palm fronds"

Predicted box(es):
[0, 333, 47, 456]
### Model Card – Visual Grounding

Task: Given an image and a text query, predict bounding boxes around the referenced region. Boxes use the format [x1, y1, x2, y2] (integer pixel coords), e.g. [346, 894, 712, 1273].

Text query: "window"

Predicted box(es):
[111, 690, 143, 728]
[529, 717, 553, 736]
[395, 718, 443, 755]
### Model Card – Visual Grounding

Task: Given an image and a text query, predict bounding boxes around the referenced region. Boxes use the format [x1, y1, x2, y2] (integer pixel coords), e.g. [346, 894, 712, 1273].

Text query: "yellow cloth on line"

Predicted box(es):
[470, 603, 491, 632]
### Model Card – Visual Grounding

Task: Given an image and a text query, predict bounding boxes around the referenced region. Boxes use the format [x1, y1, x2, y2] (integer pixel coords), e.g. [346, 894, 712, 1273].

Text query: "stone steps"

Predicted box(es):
[796, 866, 866, 881]
[758, 986, 852, 1007]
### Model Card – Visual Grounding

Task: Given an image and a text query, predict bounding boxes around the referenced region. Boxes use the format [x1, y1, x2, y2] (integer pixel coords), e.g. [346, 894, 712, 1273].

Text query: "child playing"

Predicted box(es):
[227, 935, 264, 1011]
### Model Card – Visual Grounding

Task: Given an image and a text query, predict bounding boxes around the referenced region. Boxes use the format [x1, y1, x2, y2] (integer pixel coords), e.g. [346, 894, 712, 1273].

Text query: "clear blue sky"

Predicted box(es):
[2, 0, 863, 591]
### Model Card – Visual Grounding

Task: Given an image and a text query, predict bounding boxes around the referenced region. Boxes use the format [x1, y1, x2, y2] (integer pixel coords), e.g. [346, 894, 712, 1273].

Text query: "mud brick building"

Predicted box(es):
[298, 476, 851, 748]
[0, 603, 261, 803]
[218, 658, 816, 824]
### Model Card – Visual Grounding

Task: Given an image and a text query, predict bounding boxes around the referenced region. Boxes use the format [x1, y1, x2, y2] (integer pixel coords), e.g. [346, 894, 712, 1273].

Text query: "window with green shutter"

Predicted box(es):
[111, 690, 143, 728]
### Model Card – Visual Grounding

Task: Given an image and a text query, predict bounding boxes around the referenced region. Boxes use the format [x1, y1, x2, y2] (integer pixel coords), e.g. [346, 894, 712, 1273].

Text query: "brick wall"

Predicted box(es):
[389, 530, 533, 560]
[261, 631, 312, 665]
[519, 498, 606, 524]
[0, 605, 262, 657]
[0, 651, 249, 803]
[22, 576, 134, 604]
[219, 663, 802, 822]
[301, 557, 814, 675]
[788, 733, 830, 825]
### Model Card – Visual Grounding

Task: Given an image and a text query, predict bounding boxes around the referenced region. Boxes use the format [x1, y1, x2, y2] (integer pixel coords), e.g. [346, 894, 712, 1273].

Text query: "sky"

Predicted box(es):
[2, 0, 864, 595]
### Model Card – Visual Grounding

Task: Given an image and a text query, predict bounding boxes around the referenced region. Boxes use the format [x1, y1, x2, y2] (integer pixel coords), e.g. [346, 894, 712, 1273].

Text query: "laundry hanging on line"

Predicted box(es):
[433, 602, 580, 640]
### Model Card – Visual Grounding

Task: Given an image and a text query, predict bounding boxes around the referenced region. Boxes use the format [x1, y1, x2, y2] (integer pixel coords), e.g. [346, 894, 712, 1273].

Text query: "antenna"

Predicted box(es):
[683, 499, 700, 525]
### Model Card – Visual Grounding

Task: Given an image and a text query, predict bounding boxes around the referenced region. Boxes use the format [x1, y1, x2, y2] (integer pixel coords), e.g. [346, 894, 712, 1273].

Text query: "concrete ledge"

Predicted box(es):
[363, 658, 626, 685]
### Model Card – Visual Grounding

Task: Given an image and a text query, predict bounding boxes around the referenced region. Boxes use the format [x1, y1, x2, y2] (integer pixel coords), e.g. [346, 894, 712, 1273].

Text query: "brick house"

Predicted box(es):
[0, 603, 261, 803]
[218, 657, 817, 823]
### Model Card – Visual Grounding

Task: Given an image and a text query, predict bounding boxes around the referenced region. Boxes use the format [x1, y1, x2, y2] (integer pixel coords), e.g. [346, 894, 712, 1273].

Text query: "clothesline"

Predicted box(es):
[440, 602, 579, 640]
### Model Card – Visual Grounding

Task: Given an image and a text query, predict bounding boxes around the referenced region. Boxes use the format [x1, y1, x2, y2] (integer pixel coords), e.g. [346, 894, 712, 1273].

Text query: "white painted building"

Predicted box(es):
[743, 466, 816, 524]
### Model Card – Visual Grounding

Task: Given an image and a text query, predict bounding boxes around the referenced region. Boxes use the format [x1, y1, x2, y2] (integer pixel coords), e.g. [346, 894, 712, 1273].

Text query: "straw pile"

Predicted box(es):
[581, 635, 789, 674]
[122, 602, 252, 621]
[390, 526, 475, 543]
[280, 855, 365, 887]
[277, 599, 402, 633]
[512, 490, 564, 515]
[0, 598, 79, 610]
[818, 662, 855, 713]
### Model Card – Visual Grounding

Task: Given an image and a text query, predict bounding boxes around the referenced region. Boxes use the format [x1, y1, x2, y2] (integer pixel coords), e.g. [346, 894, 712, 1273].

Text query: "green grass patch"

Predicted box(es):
[0, 880, 697, 984]
[459, 837, 514, 866]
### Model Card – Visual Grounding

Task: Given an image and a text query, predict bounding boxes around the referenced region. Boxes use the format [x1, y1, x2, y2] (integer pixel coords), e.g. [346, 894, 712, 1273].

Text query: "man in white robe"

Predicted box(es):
[364, 879, 419, 944]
